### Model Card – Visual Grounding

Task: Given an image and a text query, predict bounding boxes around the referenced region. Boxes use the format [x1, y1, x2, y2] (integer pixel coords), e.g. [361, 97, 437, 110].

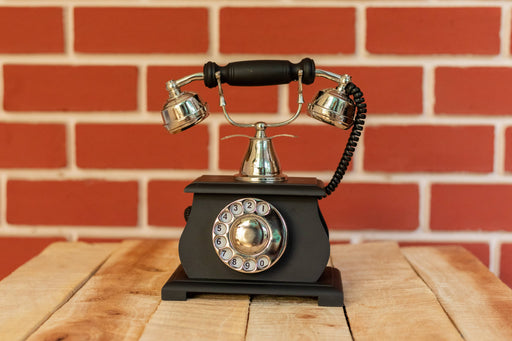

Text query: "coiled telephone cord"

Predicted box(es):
[322, 82, 367, 198]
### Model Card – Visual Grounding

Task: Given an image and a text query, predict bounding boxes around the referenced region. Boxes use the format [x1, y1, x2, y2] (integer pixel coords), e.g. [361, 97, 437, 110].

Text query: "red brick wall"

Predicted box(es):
[1, 3, 511, 287]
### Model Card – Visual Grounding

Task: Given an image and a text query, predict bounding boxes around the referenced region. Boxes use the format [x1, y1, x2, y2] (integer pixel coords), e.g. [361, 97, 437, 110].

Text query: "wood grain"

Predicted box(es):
[402, 246, 512, 341]
[0, 242, 117, 341]
[331, 242, 462, 340]
[26, 240, 180, 341]
[140, 294, 250, 341]
[245, 296, 352, 341]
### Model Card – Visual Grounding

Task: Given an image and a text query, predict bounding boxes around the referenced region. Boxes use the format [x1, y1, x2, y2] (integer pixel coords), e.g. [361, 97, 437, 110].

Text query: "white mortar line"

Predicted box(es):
[64, 4, 73, 57]
[418, 178, 431, 232]
[209, 4, 220, 57]
[5, 54, 512, 66]
[494, 123, 506, 175]
[209, 120, 220, 172]
[66, 118, 77, 172]
[138, 176, 149, 230]
[355, 3, 367, 58]
[500, 3, 511, 58]
[490, 238, 501, 276]
[138, 63, 148, 115]
[424, 63, 435, 117]
[4, 168, 512, 184]
[4, 111, 512, 126]
[4, 1, 508, 7]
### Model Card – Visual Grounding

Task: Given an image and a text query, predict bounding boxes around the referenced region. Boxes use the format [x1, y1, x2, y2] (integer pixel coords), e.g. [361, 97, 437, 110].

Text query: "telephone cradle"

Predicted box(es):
[158, 58, 367, 307]
[161, 175, 344, 307]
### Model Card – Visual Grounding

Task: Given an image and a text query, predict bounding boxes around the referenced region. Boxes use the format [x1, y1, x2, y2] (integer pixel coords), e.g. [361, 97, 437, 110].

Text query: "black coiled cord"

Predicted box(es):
[322, 82, 367, 198]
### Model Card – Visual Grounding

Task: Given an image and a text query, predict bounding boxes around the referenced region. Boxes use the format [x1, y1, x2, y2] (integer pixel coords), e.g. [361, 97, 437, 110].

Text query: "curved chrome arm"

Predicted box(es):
[316, 69, 352, 90]
[176, 72, 204, 88]
[216, 70, 305, 129]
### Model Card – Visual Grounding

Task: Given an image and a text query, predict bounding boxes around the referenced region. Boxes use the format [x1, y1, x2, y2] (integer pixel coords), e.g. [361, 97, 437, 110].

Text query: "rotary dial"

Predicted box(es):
[212, 198, 287, 273]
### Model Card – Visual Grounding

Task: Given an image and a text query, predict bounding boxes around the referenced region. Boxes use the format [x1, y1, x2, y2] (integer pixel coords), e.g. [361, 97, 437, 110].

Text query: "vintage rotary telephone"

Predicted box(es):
[160, 58, 366, 306]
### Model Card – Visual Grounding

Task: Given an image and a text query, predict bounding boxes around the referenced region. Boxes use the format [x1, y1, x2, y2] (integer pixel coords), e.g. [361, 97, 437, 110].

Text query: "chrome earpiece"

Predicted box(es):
[161, 75, 208, 134]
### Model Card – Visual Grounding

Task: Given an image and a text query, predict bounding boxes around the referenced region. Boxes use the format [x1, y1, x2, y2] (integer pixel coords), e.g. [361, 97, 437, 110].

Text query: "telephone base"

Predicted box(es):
[161, 265, 344, 307]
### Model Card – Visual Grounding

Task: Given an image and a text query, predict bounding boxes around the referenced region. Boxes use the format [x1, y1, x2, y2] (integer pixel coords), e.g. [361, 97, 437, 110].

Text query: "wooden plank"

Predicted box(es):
[245, 296, 352, 341]
[0, 242, 117, 341]
[140, 294, 250, 341]
[331, 242, 462, 340]
[402, 246, 512, 341]
[26, 240, 180, 341]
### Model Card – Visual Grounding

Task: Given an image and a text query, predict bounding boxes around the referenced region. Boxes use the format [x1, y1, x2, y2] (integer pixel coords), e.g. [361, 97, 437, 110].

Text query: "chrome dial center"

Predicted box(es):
[230, 215, 269, 255]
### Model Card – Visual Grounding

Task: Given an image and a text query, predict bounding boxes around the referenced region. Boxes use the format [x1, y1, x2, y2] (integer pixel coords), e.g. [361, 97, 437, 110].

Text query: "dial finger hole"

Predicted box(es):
[230, 202, 243, 216]
[242, 259, 257, 272]
[214, 223, 227, 235]
[256, 202, 270, 216]
[257, 256, 271, 270]
[214, 236, 227, 249]
[229, 256, 243, 269]
[243, 199, 256, 213]
[218, 210, 233, 223]
[219, 248, 233, 260]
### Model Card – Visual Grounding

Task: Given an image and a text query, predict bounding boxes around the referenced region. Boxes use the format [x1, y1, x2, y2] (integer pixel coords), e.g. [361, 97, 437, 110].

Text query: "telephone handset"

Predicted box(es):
[160, 58, 366, 306]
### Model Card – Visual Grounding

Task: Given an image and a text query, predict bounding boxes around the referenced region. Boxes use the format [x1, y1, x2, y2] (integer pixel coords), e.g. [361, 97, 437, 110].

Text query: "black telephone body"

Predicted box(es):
[160, 59, 366, 307]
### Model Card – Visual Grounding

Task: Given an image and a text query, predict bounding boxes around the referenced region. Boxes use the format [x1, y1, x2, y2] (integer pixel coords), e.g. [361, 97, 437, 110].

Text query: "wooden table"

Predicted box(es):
[1, 240, 511, 340]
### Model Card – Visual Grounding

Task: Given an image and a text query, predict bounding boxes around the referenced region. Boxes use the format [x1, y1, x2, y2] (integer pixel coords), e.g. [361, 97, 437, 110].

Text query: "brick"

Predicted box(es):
[292, 66, 422, 115]
[399, 242, 490, 267]
[0, 237, 65, 280]
[76, 124, 208, 169]
[148, 180, 194, 227]
[0, 7, 63, 53]
[147, 66, 278, 114]
[431, 184, 512, 231]
[219, 124, 357, 172]
[364, 125, 494, 172]
[0, 123, 66, 168]
[7, 180, 138, 226]
[500, 244, 512, 288]
[367, 7, 500, 55]
[74, 7, 208, 53]
[320, 183, 419, 230]
[220, 7, 355, 54]
[436, 67, 512, 115]
[4, 65, 137, 112]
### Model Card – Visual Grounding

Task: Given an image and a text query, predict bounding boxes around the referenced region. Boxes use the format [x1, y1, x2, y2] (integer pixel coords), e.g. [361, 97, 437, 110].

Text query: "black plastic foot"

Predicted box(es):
[161, 265, 344, 307]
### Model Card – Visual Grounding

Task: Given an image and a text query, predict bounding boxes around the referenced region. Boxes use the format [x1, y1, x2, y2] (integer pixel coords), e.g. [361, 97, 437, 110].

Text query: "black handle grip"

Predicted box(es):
[203, 58, 315, 88]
